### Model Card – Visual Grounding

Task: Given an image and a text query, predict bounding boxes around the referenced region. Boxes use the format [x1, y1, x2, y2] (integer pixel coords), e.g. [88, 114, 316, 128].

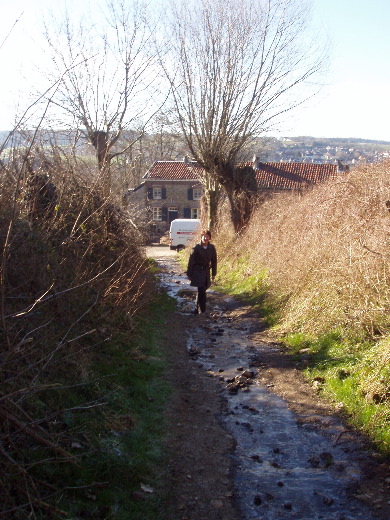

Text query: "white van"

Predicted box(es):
[169, 219, 201, 250]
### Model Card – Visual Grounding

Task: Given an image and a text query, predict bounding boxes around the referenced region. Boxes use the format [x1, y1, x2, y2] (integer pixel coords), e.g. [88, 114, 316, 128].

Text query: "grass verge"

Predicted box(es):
[214, 251, 276, 324]
[35, 292, 176, 520]
[281, 331, 390, 454]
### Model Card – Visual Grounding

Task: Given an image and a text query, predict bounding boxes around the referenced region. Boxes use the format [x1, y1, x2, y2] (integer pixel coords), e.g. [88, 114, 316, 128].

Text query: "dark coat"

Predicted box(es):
[187, 243, 217, 289]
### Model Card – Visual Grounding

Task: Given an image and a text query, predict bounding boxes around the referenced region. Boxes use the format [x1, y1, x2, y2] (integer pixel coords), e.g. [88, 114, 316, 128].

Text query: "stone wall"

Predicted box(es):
[125, 179, 203, 236]
[145, 180, 202, 232]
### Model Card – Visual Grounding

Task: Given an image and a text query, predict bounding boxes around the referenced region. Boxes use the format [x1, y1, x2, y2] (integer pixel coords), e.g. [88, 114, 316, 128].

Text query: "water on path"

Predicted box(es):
[147, 246, 379, 520]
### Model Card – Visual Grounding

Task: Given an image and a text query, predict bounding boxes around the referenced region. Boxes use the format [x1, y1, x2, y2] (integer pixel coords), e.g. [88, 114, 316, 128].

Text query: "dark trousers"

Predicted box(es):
[196, 286, 207, 313]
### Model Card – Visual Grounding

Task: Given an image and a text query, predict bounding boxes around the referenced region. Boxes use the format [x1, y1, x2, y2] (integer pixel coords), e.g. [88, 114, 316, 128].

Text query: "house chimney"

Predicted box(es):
[252, 154, 260, 168]
[183, 155, 189, 164]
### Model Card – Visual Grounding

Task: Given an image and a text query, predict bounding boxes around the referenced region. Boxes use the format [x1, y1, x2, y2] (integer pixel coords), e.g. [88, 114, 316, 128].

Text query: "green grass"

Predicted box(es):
[146, 256, 161, 274]
[284, 332, 390, 454]
[215, 254, 274, 321]
[23, 292, 176, 519]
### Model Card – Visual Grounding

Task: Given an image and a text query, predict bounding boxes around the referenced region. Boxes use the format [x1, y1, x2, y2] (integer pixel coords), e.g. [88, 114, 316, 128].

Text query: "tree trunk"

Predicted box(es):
[202, 188, 219, 231]
[216, 164, 258, 234]
[200, 171, 222, 232]
[93, 131, 111, 198]
[226, 188, 256, 234]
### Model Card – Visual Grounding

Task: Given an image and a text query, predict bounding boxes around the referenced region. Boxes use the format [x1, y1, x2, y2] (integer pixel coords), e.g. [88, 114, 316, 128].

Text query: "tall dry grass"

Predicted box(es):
[216, 161, 389, 339]
[0, 146, 154, 517]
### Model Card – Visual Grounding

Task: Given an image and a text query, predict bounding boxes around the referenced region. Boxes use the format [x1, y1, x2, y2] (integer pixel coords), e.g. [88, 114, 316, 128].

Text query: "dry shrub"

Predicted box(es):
[217, 161, 389, 338]
[0, 150, 154, 517]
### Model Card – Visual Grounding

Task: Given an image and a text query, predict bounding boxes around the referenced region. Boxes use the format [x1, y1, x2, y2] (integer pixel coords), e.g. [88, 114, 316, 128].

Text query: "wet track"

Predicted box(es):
[146, 246, 380, 520]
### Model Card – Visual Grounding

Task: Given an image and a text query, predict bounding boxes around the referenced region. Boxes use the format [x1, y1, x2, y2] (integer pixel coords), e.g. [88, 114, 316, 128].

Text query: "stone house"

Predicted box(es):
[125, 158, 203, 234]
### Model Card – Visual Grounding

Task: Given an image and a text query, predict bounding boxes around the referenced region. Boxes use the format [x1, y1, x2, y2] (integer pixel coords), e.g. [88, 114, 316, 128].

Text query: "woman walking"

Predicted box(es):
[186, 230, 217, 315]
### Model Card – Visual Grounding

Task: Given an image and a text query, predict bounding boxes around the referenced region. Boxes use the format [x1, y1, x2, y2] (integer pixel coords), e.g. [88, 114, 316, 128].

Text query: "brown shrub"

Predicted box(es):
[0, 150, 154, 516]
[216, 161, 390, 338]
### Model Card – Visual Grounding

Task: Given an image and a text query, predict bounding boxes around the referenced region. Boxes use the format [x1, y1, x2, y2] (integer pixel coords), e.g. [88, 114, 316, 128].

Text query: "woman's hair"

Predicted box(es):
[201, 229, 211, 239]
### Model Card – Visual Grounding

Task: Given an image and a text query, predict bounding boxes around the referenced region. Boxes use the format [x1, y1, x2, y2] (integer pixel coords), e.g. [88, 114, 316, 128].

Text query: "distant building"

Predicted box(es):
[125, 157, 344, 235]
[125, 157, 203, 234]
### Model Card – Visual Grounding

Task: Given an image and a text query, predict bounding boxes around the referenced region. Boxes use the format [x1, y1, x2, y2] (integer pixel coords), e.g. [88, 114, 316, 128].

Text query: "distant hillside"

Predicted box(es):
[253, 136, 390, 165]
[286, 136, 390, 146]
[1, 130, 389, 149]
[1, 130, 389, 166]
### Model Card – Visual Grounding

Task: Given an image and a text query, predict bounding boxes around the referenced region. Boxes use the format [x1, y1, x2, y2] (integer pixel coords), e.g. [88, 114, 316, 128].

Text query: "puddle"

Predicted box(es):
[148, 247, 379, 520]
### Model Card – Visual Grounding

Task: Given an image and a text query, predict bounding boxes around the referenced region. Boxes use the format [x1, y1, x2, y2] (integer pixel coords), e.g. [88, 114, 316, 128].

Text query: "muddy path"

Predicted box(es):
[146, 246, 390, 520]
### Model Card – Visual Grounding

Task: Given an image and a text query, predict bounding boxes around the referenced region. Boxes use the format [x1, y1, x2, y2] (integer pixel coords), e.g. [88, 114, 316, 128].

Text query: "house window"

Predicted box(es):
[193, 188, 202, 200]
[152, 207, 162, 221]
[153, 187, 162, 199]
[191, 208, 199, 219]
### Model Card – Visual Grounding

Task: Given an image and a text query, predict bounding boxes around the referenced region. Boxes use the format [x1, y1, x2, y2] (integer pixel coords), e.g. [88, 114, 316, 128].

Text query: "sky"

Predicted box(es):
[0, 0, 389, 141]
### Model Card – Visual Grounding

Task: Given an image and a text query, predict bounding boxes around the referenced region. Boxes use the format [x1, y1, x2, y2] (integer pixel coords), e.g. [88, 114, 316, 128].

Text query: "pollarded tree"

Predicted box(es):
[160, 0, 327, 232]
[44, 0, 158, 197]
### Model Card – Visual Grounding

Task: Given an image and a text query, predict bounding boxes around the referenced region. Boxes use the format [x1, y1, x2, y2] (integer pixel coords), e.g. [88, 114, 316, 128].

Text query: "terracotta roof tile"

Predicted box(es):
[143, 160, 339, 190]
[143, 161, 202, 180]
[255, 162, 338, 190]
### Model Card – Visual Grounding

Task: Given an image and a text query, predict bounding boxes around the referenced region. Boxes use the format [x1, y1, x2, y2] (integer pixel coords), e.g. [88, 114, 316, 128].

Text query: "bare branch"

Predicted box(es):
[159, 0, 327, 231]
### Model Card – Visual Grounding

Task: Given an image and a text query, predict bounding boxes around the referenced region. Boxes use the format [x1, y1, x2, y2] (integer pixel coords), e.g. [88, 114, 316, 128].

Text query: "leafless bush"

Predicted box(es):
[217, 161, 389, 338]
[0, 147, 153, 517]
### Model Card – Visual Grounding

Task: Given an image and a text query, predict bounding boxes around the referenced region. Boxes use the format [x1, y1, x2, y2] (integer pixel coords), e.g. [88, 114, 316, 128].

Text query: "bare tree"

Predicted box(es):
[44, 0, 158, 197]
[160, 0, 327, 232]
